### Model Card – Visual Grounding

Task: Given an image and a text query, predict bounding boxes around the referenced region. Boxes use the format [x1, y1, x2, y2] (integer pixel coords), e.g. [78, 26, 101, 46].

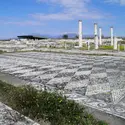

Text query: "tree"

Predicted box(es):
[75, 35, 79, 39]
[102, 34, 104, 38]
[62, 34, 68, 39]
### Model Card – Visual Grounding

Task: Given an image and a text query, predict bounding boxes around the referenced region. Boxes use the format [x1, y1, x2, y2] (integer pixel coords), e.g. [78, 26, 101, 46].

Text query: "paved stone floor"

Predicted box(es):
[0, 102, 39, 125]
[1, 52, 125, 119]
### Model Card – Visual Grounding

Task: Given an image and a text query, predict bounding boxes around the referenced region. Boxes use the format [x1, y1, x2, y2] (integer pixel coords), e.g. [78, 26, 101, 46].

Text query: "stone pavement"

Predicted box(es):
[0, 52, 125, 119]
[37, 48, 125, 57]
[0, 102, 39, 125]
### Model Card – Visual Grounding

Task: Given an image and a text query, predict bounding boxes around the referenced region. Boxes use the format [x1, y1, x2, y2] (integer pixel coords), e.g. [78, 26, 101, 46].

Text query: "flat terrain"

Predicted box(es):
[0, 52, 125, 120]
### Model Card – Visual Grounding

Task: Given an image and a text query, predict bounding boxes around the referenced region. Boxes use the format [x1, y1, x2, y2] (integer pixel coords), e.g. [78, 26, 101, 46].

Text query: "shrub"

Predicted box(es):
[62, 34, 68, 39]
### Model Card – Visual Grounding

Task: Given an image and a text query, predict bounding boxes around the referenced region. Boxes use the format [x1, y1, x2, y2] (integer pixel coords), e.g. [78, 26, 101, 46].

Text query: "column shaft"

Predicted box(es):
[79, 20, 83, 48]
[94, 23, 98, 49]
[99, 27, 102, 45]
[111, 27, 114, 46]
[114, 37, 118, 50]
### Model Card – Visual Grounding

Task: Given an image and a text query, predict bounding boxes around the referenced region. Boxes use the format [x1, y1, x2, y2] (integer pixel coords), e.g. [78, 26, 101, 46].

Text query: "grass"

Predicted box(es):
[59, 41, 75, 49]
[99, 45, 125, 51]
[119, 45, 124, 51]
[79, 43, 88, 50]
[40, 46, 48, 48]
[90, 43, 95, 50]
[0, 80, 108, 125]
[0, 50, 5, 54]
[99, 45, 113, 50]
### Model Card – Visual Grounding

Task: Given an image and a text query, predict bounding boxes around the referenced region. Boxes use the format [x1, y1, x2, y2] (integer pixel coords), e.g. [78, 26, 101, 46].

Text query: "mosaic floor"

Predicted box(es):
[0, 102, 39, 125]
[0, 52, 125, 119]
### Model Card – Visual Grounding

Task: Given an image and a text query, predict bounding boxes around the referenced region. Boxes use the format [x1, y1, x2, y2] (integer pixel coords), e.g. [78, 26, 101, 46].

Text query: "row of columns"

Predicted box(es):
[78, 20, 118, 50]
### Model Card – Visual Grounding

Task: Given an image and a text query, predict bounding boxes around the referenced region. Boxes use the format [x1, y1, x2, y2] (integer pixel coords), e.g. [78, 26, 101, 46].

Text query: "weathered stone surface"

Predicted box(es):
[1, 52, 125, 119]
[0, 102, 39, 125]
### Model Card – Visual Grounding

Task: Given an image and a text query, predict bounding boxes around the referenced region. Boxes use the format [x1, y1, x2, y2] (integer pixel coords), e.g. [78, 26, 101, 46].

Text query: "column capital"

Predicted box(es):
[79, 20, 82, 22]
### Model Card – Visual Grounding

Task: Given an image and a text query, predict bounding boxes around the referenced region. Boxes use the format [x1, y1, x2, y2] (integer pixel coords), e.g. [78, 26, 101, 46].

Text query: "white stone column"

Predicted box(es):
[94, 23, 98, 49]
[114, 37, 118, 50]
[79, 20, 83, 48]
[64, 41, 67, 49]
[111, 27, 114, 46]
[87, 41, 90, 50]
[99, 27, 102, 45]
[118, 44, 120, 51]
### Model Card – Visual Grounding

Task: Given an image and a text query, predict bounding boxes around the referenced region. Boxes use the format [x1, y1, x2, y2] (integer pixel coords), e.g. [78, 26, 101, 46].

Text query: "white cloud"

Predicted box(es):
[33, 0, 104, 20]
[31, 13, 73, 20]
[2, 21, 43, 26]
[105, 0, 125, 5]
[31, 11, 104, 21]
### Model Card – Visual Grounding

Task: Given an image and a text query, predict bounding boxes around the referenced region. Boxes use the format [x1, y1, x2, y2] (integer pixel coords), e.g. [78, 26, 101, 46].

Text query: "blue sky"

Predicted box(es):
[0, 0, 125, 38]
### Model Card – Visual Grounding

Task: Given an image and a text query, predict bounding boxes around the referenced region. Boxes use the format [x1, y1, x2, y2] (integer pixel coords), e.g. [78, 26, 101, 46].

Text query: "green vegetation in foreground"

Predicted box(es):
[0, 80, 108, 125]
